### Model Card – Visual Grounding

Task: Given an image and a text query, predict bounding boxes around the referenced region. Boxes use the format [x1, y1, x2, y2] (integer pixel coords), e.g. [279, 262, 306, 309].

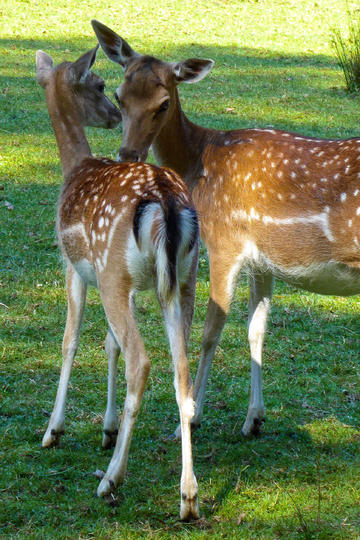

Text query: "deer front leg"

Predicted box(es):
[242, 272, 273, 436]
[102, 329, 120, 449]
[163, 298, 199, 521]
[174, 254, 236, 438]
[42, 264, 87, 448]
[97, 304, 150, 497]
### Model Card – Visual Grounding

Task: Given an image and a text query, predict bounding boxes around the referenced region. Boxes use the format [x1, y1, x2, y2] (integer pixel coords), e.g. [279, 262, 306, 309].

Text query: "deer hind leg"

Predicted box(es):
[163, 297, 199, 520]
[42, 264, 87, 448]
[102, 328, 120, 449]
[97, 293, 150, 498]
[242, 272, 273, 436]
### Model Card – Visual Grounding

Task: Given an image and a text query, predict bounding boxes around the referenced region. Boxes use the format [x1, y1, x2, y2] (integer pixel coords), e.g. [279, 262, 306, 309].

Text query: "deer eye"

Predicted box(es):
[155, 99, 169, 116]
[98, 83, 105, 93]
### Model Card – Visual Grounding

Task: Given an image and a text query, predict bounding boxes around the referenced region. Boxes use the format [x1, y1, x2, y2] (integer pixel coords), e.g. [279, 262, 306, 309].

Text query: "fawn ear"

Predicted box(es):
[36, 50, 54, 88]
[173, 58, 214, 84]
[71, 45, 99, 83]
[91, 19, 140, 69]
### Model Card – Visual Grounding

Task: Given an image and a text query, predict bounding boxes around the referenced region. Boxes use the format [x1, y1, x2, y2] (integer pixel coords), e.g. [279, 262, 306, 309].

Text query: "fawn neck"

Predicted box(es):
[46, 75, 91, 180]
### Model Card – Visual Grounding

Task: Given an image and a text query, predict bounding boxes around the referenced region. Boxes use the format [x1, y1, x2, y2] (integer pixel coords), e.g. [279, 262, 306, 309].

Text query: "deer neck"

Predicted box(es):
[152, 89, 209, 191]
[46, 83, 91, 181]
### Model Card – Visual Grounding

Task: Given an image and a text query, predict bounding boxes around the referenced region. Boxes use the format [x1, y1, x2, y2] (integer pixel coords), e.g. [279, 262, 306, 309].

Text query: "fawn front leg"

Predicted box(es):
[42, 264, 87, 447]
[102, 329, 120, 449]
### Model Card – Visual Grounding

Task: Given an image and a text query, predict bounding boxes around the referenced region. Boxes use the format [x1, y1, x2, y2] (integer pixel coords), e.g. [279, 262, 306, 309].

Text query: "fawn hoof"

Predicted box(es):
[42, 427, 64, 448]
[173, 421, 200, 440]
[102, 429, 118, 449]
[180, 492, 200, 521]
[242, 410, 265, 437]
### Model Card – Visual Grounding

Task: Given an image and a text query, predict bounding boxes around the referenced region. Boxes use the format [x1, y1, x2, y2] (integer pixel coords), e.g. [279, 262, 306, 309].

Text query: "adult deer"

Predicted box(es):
[92, 20, 360, 438]
[36, 46, 200, 520]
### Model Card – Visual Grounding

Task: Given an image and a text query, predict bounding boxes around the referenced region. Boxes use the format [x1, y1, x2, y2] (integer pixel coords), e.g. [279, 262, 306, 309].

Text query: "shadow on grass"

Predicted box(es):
[1, 36, 359, 139]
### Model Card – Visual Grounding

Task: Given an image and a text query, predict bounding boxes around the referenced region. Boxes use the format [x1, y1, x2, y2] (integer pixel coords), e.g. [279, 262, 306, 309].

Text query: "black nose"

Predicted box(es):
[117, 148, 140, 163]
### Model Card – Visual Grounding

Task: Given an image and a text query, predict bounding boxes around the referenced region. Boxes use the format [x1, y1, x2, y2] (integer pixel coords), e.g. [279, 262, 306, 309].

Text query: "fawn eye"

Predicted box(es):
[98, 83, 105, 93]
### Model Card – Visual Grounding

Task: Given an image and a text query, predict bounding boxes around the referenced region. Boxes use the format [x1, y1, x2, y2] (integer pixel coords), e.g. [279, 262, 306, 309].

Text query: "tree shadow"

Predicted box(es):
[1, 36, 359, 140]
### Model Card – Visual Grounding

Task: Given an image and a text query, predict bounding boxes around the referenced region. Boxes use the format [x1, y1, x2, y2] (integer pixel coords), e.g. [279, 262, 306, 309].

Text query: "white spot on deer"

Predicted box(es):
[290, 171, 296, 179]
[295, 158, 300, 165]
[345, 166, 350, 174]
[121, 195, 128, 203]
[91, 231, 96, 243]
[277, 193, 283, 200]
[252, 182, 256, 190]
[356, 207, 360, 216]
[354, 189, 359, 196]
[244, 172, 251, 181]
[277, 171, 283, 179]
[354, 236, 360, 247]
[340, 193, 347, 202]
[105, 217, 109, 228]
[283, 159, 289, 165]
[263, 215, 274, 225]
[98, 217, 104, 229]
[271, 162, 276, 168]
[320, 178, 327, 183]
[348, 219, 353, 227]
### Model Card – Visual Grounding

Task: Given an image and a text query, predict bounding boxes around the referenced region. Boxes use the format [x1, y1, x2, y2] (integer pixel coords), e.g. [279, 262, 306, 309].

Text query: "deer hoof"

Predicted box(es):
[173, 421, 200, 440]
[102, 429, 118, 449]
[97, 476, 116, 498]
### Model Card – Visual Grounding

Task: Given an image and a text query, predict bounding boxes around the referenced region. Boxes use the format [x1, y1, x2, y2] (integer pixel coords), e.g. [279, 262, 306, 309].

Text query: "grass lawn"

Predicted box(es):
[1, 0, 359, 537]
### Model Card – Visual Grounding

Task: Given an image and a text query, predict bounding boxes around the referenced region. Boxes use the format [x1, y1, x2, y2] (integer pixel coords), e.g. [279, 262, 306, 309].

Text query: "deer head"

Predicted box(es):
[91, 20, 214, 162]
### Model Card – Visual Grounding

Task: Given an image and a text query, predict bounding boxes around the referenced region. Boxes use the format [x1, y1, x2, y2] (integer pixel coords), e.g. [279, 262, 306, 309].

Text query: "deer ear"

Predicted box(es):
[70, 45, 99, 83]
[36, 50, 54, 88]
[173, 58, 214, 84]
[91, 20, 140, 68]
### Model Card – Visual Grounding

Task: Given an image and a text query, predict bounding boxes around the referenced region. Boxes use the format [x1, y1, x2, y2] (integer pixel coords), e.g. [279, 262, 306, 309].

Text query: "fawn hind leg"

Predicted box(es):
[97, 291, 150, 497]
[42, 264, 87, 448]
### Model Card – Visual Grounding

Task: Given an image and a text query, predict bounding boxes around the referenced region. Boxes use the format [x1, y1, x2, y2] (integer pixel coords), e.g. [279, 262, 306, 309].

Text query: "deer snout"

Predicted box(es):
[117, 148, 140, 163]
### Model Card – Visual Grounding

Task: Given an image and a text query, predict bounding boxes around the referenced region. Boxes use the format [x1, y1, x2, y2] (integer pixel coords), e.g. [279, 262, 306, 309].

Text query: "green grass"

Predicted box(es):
[1, 0, 360, 538]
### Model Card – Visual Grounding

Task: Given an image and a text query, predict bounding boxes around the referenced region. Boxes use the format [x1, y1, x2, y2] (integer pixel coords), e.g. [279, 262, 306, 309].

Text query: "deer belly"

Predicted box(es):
[271, 260, 360, 296]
